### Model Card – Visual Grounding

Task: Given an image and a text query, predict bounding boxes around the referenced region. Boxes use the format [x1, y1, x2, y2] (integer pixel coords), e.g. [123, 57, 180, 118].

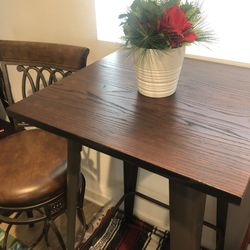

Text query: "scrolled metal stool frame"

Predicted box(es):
[0, 174, 87, 250]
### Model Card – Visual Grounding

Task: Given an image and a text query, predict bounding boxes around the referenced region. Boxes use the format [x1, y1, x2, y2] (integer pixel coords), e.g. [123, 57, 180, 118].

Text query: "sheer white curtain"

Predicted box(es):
[95, 0, 250, 64]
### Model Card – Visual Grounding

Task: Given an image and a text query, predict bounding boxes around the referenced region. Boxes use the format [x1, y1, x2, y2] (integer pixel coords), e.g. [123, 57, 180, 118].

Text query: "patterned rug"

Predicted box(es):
[0, 228, 27, 250]
[0, 207, 212, 250]
[0, 210, 170, 250]
[80, 209, 170, 250]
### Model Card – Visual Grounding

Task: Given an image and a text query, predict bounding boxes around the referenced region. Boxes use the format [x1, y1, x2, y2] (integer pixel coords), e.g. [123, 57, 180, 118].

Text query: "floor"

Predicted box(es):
[0, 200, 249, 250]
[0, 199, 101, 250]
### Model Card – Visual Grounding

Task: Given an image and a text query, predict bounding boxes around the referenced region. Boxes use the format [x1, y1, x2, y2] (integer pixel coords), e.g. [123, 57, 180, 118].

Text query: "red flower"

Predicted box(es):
[159, 5, 197, 47]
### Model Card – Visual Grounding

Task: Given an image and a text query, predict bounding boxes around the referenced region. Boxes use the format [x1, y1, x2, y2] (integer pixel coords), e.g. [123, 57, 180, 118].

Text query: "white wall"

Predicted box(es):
[0, 0, 122, 209]
[1, 1, 246, 249]
[0, 0, 120, 64]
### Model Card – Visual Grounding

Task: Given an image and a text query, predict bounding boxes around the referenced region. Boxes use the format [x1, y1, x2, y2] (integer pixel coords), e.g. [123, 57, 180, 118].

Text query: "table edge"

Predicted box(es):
[7, 108, 246, 206]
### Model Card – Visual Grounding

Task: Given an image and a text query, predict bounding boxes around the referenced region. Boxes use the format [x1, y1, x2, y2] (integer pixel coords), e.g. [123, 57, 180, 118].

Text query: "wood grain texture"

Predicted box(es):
[7, 49, 250, 204]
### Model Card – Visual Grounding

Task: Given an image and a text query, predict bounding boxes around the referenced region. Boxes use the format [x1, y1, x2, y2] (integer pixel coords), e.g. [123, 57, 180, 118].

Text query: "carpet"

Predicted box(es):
[80, 209, 170, 250]
[0, 228, 27, 250]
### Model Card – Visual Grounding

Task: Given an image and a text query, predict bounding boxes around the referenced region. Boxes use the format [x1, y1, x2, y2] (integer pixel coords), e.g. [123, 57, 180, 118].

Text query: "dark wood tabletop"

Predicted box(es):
[7, 49, 250, 205]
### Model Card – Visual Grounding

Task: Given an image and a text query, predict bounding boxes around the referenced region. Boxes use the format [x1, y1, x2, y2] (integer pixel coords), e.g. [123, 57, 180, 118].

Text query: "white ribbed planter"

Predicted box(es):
[133, 47, 185, 98]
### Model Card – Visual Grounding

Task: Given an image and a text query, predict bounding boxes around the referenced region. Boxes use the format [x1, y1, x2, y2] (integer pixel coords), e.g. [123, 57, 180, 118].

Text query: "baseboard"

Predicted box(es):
[85, 187, 111, 207]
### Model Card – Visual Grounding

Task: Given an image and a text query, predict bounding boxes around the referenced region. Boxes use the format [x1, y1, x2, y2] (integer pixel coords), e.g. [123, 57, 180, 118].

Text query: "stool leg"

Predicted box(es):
[3, 223, 13, 250]
[26, 210, 34, 228]
[44, 221, 50, 247]
[2, 212, 21, 250]
[29, 220, 48, 249]
[77, 174, 87, 236]
[50, 220, 66, 250]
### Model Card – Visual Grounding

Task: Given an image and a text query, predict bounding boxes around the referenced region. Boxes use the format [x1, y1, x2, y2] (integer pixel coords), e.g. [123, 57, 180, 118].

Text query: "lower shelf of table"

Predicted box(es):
[79, 192, 211, 250]
[81, 208, 170, 249]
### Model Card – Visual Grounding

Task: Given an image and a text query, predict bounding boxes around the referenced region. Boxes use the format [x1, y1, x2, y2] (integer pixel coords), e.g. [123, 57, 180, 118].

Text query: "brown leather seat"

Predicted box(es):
[0, 129, 67, 207]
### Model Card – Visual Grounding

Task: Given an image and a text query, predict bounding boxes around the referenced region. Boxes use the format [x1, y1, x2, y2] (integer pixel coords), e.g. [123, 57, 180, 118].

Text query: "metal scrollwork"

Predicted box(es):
[17, 65, 72, 99]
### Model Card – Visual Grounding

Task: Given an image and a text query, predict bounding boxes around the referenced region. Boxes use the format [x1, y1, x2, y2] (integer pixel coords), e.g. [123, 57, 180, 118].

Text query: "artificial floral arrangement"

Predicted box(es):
[119, 0, 214, 50]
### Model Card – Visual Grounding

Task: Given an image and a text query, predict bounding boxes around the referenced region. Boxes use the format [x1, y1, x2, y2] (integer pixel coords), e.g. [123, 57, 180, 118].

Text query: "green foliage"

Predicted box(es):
[119, 0, 162, 49]
[119, 0, 214, 50]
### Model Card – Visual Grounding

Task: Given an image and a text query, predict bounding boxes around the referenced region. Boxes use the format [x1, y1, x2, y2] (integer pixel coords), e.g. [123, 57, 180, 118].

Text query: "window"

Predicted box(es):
[95, 0, 250, 64]
[95, 0, 133, 43]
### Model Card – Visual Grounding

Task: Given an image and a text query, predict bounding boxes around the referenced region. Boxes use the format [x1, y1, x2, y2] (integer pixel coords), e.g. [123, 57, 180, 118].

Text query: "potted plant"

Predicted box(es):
[119, 0, 214, 98]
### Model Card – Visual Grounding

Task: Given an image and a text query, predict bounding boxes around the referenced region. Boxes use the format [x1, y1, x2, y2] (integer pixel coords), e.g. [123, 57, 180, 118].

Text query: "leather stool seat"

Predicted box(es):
[0, 129, 67, 207]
